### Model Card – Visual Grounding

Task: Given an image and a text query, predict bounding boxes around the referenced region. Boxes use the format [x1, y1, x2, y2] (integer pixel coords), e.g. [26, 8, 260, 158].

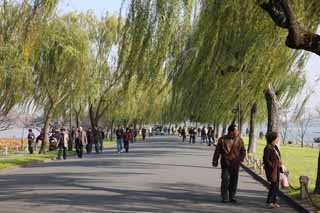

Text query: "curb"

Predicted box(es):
[240, 163, 313, 213]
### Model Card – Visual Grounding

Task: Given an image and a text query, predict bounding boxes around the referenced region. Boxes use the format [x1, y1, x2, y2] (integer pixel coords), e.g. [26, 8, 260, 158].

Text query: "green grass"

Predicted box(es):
[0, 151, 58, 170]
[103, 140, 116, 146]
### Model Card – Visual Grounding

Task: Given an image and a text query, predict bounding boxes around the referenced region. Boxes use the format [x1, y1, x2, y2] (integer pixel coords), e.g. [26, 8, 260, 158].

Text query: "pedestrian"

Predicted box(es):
[57, 127, 69, 160]
[142, 128, 146, 140]
[130, 128, 134, 144]
[188, 127, 192, 143]
[75, 127, 87, 158]
[201, 127, 207, 144]
[123, 128, 131, 153]
[35, 129, 45, 152]
[207, 127, 214, 146]
[93, 127, 100, 154]
[68, 126, 76, 151]
[133, 129, 137, 142]
[115, 126, 124, 153]
[263, 131, 282, 209]
[245, 128, 249, 137]
[86, 128, 94, 154]
[190, 128, 196, 144]
[98, 127, 105, 152]
[212, 124, 246, 203]
[181, 127, 186, 142]
[27, 129, 35, 154]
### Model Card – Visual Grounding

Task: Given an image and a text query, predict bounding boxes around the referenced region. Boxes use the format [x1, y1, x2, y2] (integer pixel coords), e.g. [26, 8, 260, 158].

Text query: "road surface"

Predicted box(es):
[0, 136, 297, 212]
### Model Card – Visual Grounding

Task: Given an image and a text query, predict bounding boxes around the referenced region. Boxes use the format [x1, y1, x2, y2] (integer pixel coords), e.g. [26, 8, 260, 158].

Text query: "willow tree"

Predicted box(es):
[82, 13, 124, 130]
[258, 0, 320, 194]
[0, 0, 57, 113]
[167, 0, 304, 133]
[32, 13, 89, 153]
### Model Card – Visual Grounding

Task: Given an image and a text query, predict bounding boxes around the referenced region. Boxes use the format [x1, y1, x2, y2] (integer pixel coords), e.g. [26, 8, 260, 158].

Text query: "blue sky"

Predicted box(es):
[58, 0, 320, 113]
[58, 0, 123, 16]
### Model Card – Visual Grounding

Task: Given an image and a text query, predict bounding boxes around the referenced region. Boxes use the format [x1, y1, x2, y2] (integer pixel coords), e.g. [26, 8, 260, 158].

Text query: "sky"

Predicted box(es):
[58, 0, 122, 16]
[58, 0, 320, 113]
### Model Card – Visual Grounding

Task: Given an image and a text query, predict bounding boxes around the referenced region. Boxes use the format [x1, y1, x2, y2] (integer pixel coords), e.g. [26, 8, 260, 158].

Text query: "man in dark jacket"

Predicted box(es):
[212, 124, 246, 203]
[86, 128, 94, 154]
[27, 129, 35, 154]
[57, 128, 69, 160]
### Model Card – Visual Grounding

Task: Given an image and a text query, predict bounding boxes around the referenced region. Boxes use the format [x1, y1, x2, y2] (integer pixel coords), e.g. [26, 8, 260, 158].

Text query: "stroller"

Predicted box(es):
[49, 135, 58, 151]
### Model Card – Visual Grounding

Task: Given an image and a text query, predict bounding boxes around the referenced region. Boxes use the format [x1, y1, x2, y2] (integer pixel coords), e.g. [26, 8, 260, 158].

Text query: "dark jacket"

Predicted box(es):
[87, 131, 94, 144]
[263, 144, 282, 183]
[212, 135, 246, 168]
[116, 129, 123, 139]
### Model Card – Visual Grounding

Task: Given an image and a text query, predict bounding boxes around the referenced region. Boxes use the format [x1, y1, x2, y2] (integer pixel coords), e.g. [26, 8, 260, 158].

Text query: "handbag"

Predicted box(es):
[280, 173, 289, 189]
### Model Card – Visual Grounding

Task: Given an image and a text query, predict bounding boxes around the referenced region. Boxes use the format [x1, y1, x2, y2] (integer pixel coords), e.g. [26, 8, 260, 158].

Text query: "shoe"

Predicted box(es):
[274, 203, 280, 208]
[230, 198, 237, 203]
[267, 203, 276, 209]
[221, 200, 228, 203]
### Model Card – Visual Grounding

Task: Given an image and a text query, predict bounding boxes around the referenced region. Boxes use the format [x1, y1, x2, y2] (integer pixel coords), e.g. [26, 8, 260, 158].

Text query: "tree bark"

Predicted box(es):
[315, 150, 320, 194]
[74, 109, 80, 128]
[221, 123, 227, 136]
[110, 119, 114, 140]
[248, 103, 257, 154]
[265, 84, 280, 133]
[259, 0, 320, 56]
[89, 105, 99, 129]
[215, 123, 220, 138]
[39, 107, 52, 154]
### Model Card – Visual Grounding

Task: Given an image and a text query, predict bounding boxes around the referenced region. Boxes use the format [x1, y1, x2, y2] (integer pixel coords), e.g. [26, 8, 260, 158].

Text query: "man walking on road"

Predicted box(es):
[57, 128, 69, 160]
[116, 126, 124, 153]
[212, 124, 246, 203]
[75, 127, 87, 158]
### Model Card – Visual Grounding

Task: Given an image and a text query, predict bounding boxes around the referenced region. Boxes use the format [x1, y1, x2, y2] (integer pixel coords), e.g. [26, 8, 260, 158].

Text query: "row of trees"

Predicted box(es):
[0, 0, 319, 193]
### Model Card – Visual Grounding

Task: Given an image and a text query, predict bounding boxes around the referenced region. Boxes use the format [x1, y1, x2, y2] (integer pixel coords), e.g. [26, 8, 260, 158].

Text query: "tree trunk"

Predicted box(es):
[89, 105, 99, 129]
[315, 150, 320, 194]
[110, 119, 114, 140]
[39, 107, 52, 154]
[239, 112, 244, 136]
[74, 109, 80, 128]
[215, 123, 220, 138]
[248, 103, 257, 154]
[221, 123, 227, 136]
[265, 84, 280, 133]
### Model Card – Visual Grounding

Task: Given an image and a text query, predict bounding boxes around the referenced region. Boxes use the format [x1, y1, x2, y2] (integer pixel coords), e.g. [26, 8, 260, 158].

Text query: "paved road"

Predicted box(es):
[0, 136, 297, 213]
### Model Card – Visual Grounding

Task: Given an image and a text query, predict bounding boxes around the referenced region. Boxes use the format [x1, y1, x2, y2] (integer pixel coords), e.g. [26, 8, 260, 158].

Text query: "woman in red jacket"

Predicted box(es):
[123, 128, 132, 153]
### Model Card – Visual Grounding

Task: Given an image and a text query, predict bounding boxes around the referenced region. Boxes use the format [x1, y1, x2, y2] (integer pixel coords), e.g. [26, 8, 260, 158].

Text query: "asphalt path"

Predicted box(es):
[0, 136, 297, 212]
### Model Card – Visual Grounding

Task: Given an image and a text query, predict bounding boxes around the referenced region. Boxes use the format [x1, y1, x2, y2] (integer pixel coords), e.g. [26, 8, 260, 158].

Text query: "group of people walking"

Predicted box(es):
[115, 126, 147, 153]
[27, 122, 284, 209]
[27, 126, 105, 159]
[178, 126, 215, 145]
[212, 124, 284, 209]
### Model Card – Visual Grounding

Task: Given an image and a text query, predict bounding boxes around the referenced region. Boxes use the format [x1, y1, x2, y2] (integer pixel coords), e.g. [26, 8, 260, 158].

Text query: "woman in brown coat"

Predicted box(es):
[263, 131, 282, 209]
